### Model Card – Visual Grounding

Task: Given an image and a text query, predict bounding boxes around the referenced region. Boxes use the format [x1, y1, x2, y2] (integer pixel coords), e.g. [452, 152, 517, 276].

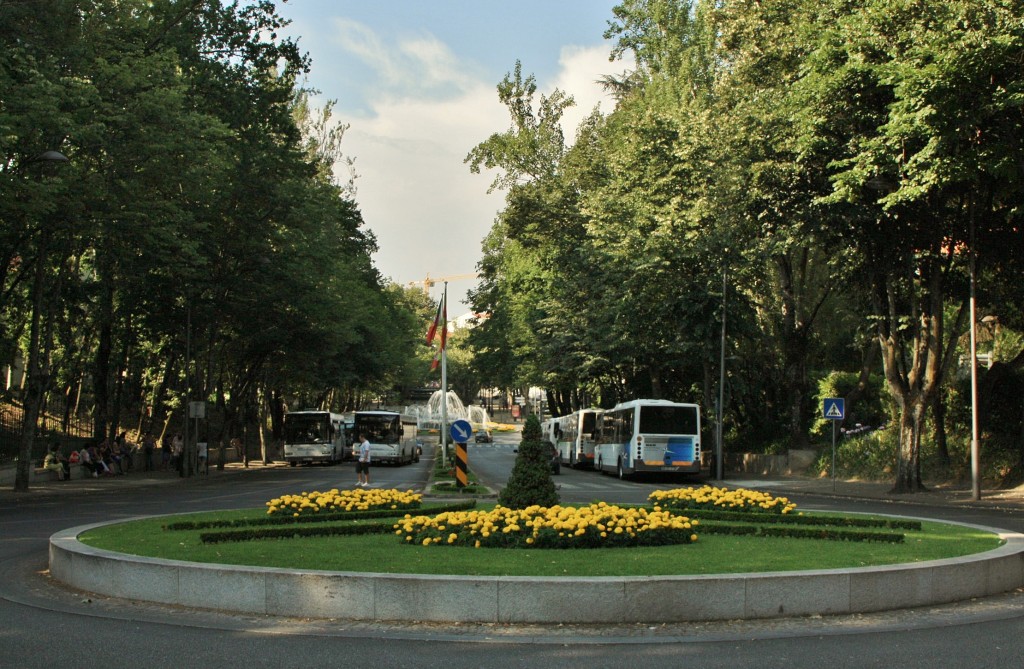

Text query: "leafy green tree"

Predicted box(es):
[791, 0, 1024, 491]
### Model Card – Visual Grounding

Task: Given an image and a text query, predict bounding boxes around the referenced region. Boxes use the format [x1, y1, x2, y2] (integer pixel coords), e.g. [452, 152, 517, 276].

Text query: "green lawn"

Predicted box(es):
[77, 507, 1003, 577]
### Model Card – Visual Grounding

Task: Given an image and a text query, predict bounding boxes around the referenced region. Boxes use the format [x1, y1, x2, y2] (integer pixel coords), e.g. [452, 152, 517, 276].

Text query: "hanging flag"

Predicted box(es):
[426, 297, 443, 345]
[429, 291, 447, 372]
[440, 292, 447, 351]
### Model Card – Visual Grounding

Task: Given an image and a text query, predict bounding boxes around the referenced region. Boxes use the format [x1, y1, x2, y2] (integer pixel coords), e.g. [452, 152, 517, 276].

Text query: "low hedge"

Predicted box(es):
[200, 520, 398, 544]
[686, 509, 922, 531]
[167, 500, 477, 532]
[698, 523, 905, 543]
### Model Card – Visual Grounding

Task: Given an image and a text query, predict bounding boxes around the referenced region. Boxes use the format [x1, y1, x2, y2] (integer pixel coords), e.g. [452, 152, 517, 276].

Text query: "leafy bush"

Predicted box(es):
[497, 415, 558, 508]
[811, 425, 898, 479]
[811, 371, 891, 442]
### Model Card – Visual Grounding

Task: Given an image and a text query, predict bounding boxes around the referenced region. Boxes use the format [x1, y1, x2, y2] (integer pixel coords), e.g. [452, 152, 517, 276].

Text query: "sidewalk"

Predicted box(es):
[724, 472, 1024, 512]
[0, 460, 292, 501]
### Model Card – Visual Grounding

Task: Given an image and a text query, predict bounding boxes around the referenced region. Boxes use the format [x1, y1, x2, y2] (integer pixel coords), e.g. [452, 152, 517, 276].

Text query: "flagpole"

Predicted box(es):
[440, 282, 449, 463]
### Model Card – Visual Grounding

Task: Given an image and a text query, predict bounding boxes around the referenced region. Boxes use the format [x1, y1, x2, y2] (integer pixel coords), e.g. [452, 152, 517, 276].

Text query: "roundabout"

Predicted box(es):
[49, 512, 1024, 624]
[5, 464, 1024, 667]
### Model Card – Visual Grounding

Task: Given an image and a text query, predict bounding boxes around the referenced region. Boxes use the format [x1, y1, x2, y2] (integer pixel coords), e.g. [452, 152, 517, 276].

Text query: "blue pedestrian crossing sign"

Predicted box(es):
[823, 398, 845, 421]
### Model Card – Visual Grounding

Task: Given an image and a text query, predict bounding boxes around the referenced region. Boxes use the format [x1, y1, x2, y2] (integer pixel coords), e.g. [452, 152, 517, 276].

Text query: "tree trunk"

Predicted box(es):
[892, 399, 927, 493]
[783, 343, 809, 450]
[13, 235, 50, 492]
[270, 388, 285, 441]
[258, 384, 269, 465]
[92, 281, 114, 441]
[873, 249, 955, 493]
[932, 393, 949, 467]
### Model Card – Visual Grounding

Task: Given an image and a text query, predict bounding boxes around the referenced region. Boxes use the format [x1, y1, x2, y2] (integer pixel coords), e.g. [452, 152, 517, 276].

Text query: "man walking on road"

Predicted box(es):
[356, 433, 371, 487]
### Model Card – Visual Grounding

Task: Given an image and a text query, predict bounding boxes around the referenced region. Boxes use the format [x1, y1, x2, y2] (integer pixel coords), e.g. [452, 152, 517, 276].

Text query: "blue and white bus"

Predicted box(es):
[546, 409, 601, 469]
[352, 411, 420, 465]
[283, 411, 348, 466]
[594, 399, 701, 479]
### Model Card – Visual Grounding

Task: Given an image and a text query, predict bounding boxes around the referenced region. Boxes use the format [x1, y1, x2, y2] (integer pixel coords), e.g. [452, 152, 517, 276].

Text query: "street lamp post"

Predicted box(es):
[13, 150, 70, 493]
[715, 268, 727, 481]
[969, 213, 981, 501]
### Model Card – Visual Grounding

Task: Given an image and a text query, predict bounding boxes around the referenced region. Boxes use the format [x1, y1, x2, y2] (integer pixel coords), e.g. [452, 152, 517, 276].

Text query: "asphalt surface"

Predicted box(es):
[2, 455, 1024, 668]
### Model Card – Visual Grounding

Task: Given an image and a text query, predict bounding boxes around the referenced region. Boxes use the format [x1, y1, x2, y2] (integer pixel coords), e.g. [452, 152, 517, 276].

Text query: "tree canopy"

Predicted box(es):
[466, 0, 1024, 491]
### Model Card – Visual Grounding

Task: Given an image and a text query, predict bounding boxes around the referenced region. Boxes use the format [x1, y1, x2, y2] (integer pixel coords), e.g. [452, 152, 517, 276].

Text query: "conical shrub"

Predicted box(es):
[498, 414, 559, 509]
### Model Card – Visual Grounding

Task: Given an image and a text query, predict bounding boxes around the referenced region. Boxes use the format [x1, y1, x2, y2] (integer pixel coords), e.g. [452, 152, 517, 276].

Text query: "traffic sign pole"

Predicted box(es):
[832, 420, 837, 493]
[823, 398, 845, 493]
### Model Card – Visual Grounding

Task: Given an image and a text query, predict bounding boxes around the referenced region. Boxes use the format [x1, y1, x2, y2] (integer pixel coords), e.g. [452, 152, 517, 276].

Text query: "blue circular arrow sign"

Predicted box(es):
[449, 419, 473, 444]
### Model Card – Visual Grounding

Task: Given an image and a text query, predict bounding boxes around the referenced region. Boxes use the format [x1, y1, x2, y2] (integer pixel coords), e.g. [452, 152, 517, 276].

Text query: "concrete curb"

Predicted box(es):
[50, 517, 1024, 624]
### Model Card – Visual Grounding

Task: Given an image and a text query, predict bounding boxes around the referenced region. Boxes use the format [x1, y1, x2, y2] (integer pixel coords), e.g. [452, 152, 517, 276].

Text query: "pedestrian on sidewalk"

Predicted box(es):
[172, 433, 184, 477]
[356, 433, 371, 487]
[161, 434, 172, 470]
[142, 432, 156, 471]
[42, 442, 70, 481]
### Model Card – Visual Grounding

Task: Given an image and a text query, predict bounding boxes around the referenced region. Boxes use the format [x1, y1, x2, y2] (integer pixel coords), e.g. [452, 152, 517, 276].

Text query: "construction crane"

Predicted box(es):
[408, 273, 479, 293]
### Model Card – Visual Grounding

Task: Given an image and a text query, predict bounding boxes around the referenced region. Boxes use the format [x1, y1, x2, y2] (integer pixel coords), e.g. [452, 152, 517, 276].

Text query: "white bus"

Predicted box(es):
[283, 411, 348, 466]
[595, 399, 701, 479]
[352, 411, 420, 465]
[545, 409, 601, 469]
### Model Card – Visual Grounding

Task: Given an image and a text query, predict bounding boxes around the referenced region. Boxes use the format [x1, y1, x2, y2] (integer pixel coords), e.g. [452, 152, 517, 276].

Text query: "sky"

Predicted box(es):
[275, 1, 627, 311]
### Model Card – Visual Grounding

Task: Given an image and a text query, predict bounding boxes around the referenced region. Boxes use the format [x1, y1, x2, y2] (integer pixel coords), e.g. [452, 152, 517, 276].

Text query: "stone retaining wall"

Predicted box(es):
[50, 519, 1024, 624]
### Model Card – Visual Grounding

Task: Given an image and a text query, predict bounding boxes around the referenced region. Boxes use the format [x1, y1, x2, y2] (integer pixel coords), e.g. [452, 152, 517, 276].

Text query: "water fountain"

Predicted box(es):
[405, 390, 492, 433]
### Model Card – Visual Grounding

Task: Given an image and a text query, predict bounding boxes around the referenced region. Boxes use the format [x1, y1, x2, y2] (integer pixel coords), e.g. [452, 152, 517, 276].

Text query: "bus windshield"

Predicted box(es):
[638, 406, 698, 435]
[354, 415, 398, 444]
[284, 414, 330, 444]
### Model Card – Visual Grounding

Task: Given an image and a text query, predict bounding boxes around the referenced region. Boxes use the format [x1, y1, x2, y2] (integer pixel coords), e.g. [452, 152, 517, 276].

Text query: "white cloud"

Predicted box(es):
[325, 23, 622, 310]
[331, 18, 477, 98]
[554, 45, 622, 140]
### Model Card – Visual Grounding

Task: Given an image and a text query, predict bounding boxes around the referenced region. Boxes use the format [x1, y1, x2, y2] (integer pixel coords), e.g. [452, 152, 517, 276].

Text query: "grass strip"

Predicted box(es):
[79, 515, 1000, 575]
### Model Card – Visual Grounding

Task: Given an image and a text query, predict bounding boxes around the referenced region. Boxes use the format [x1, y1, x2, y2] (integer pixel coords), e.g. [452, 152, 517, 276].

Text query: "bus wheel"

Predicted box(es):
[617, 459, 625, 480]
[289, 461, 297, 467]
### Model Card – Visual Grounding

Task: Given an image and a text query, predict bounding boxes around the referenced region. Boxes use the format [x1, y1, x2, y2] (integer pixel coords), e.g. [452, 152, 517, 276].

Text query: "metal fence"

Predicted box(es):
[0, 399, 94, 465]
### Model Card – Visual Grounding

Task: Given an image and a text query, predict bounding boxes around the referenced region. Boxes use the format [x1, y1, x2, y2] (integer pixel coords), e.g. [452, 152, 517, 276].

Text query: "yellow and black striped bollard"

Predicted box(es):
[455, 442, 468, 488]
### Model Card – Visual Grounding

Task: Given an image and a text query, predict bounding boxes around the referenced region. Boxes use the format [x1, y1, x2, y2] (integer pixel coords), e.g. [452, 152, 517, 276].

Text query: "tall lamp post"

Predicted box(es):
[13, 150, 70, 492]
[715, 268, 727, 481]
[969, 213, 981, 501]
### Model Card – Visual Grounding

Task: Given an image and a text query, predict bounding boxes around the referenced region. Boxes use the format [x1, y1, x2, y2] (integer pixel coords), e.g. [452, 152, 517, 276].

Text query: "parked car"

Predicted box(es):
[475, 432, 493, 444]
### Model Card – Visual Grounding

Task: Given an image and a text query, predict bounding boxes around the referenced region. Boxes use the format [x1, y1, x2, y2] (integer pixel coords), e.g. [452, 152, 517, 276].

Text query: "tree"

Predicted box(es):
[497, 415, 558, 508]
[792, 0, 1024, 491]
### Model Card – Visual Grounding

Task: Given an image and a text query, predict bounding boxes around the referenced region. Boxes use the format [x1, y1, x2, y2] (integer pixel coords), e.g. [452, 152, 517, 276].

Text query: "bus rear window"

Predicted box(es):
[639, 406, 698, 435]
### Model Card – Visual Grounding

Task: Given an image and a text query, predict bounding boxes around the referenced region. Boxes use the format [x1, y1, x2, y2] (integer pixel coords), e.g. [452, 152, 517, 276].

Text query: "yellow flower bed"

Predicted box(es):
[266, 488, 422, 516]
[649, 486, 797, 514]
[396, 502, 698, 549]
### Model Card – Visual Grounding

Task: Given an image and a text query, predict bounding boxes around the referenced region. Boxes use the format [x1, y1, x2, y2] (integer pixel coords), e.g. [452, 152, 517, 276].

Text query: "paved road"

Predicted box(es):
[2, 448, 1024, 669]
